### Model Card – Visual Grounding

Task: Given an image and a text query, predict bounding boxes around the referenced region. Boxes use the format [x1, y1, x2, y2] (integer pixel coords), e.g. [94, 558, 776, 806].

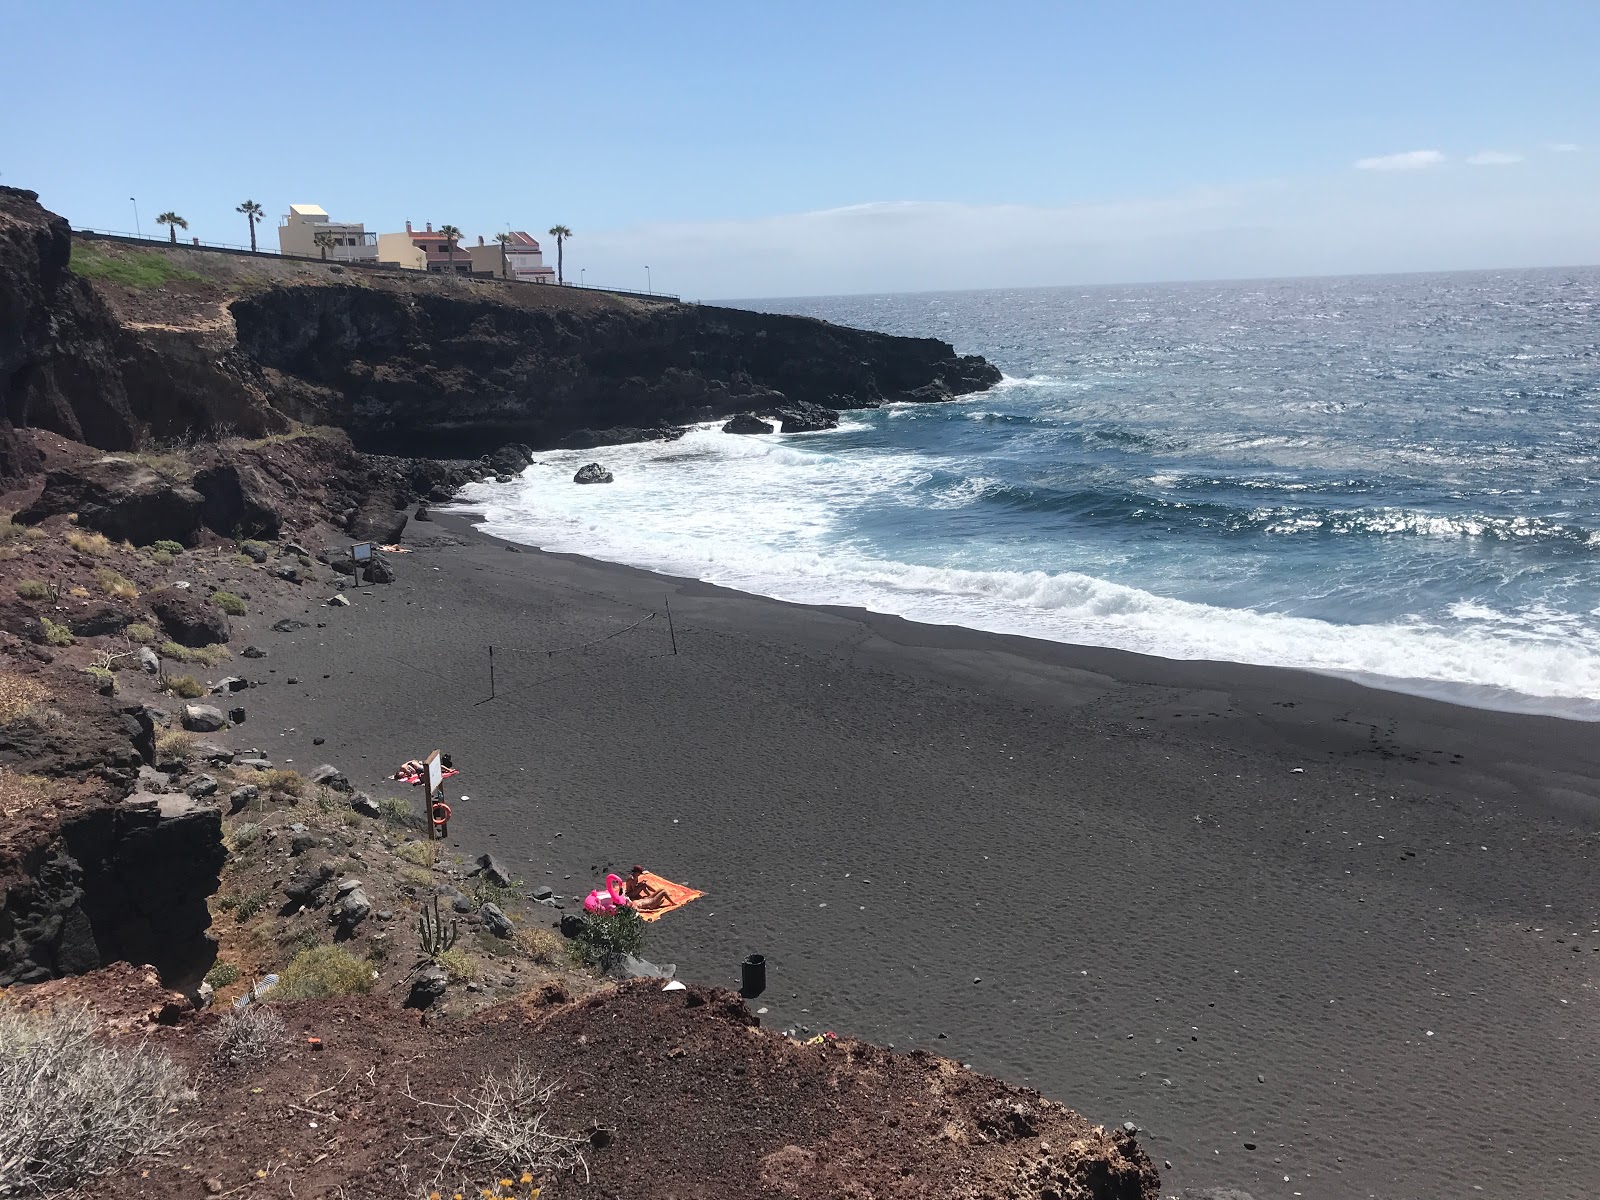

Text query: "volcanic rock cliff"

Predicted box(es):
[1, 187, 999, 458]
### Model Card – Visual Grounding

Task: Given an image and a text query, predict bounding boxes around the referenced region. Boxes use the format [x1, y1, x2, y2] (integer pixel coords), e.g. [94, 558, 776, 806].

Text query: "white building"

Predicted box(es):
[467, 231, 556, 283]
[277, 204, 378, 262]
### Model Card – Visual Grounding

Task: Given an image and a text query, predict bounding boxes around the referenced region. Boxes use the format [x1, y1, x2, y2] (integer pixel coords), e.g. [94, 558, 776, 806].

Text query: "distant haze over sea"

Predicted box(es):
[462, 266, 1600, 719]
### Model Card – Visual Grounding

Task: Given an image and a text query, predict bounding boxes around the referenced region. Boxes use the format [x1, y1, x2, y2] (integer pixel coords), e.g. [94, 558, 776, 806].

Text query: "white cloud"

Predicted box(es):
[1354, 149, 1446, 171]
[1466, 150, 1522, 166]
[1547, 142, 1580, 153]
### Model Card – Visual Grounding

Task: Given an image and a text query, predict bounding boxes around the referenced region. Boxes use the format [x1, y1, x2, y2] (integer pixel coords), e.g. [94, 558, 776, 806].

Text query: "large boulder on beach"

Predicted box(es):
[347, 502, 406, 544]
[180, 703, 227, 733]
[489, 443, 535, 474]
[722, 412, 775, 435]
[16, 457, 204, 546]
[146, 586, 230, 647]
[573, 463, 613, 485]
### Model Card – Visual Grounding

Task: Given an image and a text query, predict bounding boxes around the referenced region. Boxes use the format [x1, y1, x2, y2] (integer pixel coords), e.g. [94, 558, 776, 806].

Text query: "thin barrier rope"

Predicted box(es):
[482, 598, 679, 703]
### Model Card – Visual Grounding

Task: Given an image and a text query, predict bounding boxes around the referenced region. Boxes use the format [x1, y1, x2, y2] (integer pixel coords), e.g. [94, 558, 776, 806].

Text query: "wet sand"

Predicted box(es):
[240, 514, 1600, 1199]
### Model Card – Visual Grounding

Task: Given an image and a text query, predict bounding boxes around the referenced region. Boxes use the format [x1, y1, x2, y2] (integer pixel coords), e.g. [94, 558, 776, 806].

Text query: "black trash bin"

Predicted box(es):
[740, 953, 766, 999]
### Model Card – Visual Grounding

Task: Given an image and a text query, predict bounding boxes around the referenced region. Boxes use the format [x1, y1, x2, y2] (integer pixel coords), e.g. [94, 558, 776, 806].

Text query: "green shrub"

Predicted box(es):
[124, 621, 157, 644]
[203, 961, 240, 989]
[39, 617, 74, 647]
[163, 674, 204, 699]
[0, 518, 45, 545]
[229, 886, 272, 921]
[151, 539, 184, 556]
[379, 795, 421, 828]
[149, 550, 174, 567]
[16, 579, 52, 601]
[394, 839, 433, 866]
[211, 590, 246, 616]
[436, 946, 477, 983]
[276, 945, 376, 1001]
[228, 822, 261, 849]
[568, 908, 646, 969]
[158, 641, 229, 666]
[83, 666, 115, 693]
[155, 729, 195, 759]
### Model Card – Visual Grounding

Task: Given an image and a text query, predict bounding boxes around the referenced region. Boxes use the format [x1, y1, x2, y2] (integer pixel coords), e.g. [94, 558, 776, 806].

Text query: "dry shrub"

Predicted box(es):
[0, 517, 45, 546]
[124, 621, 157, 643]
[0, 1002, 191, 1194]
[15, 579, 52, 601]
[0, 769, 65, 819]
[94, 567, 138, 600]
[155, 729, 196, 759]
[395, 839, 434, 866]
[159, 640, 229, 666]
[0, 672, 50, 723]
[409, 1062, 588, 1188]
[258, 768, 305, 797]
[380, 794, 422, 828]
[515, 926, 565, 966]
[65, 529, 113, 556]
[437, 946, 477, 983]
[211, 590, 246, 616]
[207, 1006, 287, 1068]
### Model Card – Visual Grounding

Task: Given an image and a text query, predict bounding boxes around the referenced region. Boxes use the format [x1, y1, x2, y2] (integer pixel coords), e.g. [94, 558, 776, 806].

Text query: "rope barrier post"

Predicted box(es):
[489, 645, 495, 699]
[665, 596, 678, 655]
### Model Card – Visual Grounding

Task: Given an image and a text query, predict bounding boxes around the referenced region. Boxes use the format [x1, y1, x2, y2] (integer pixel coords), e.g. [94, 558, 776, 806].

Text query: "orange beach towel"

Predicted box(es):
[636, 871, 704, 922]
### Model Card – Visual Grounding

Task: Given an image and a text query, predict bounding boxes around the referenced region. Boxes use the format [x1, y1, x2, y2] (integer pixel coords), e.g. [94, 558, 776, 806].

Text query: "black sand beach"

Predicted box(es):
[242, 514, 1600, 1200]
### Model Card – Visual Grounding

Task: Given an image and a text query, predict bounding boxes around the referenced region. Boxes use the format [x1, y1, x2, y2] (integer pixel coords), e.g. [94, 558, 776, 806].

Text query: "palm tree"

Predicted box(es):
[547, 225, 573, 284]
[236, 200, 265, 252]
[438, 224, 462, 274]
[155, 212, 188, 243]
[313, 231, 336, 260]
[494, 231, 513, 279]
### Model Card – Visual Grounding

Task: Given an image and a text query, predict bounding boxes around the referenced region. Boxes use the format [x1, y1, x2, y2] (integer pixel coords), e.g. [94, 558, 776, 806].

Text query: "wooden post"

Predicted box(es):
[665, 597, 678, 655]
[489, 645, 495, 699]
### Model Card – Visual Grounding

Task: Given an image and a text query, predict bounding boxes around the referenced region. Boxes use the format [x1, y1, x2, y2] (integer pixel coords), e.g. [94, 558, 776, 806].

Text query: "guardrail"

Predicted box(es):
[70, 228, 680, 304]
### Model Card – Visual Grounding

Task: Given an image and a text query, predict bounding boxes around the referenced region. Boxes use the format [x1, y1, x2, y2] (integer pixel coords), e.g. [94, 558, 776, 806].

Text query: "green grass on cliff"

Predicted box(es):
[69, 241, 201, 288]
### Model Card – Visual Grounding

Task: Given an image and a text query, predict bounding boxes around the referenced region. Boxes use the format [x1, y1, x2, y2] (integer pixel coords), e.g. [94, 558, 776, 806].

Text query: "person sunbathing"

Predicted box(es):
[624, 865, 672, 911]
[393, 759, 425, 781]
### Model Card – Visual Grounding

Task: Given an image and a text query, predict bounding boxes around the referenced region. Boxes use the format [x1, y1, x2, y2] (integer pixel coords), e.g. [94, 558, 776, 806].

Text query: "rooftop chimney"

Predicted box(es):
[426, 222, 433, 233]
[405, 220, 412, 233]
[478, 235, 484, 245]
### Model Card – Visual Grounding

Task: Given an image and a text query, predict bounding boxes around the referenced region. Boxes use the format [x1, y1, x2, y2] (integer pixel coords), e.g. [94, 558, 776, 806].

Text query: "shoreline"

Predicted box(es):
[240, 512, 1600, 1199]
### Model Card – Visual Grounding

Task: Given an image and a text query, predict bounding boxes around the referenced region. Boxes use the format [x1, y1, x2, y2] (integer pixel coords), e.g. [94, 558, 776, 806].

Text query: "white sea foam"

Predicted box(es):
[452, 428, 1600, 719]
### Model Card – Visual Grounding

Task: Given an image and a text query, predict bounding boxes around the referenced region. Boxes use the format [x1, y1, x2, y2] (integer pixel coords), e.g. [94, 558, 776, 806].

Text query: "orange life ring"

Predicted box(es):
[430, 801, 452, 827]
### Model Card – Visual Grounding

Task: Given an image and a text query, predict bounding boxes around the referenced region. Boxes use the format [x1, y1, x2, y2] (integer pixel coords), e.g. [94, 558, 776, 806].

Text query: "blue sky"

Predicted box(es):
[3, 0, 1596, 297]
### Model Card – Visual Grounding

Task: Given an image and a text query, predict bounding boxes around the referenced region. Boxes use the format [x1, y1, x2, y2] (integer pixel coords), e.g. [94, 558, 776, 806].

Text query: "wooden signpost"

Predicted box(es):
[350, 541, 373, 589]
[424, 749, 448, 840]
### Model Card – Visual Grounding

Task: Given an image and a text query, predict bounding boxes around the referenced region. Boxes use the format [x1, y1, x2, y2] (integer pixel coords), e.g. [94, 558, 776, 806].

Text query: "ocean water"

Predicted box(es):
[456, 267, 1600, 718]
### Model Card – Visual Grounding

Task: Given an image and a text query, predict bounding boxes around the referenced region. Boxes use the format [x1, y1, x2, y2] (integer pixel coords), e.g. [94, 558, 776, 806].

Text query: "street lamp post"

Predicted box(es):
[130, 197, 141, 238]
[580, 269, 585, 286]
[645, 265, 652, 295]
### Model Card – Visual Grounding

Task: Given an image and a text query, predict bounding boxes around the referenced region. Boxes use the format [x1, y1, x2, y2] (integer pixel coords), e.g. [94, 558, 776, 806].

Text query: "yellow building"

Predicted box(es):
[276, 204, 377, 261]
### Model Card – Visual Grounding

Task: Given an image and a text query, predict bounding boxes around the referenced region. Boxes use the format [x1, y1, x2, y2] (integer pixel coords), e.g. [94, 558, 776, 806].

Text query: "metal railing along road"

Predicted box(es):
[71, 228, 681, 304]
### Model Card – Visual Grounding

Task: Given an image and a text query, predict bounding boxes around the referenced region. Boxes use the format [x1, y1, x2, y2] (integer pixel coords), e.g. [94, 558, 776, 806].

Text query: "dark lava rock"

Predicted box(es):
[349, 792, 381, 818]
[348, 503, 406, 545]
[489, 443, 535, 474]
[362, 552, 395, 584]
[722, 412, 775, 435]
[765, 400, 840, 433]
[330, 885, 371, 931]
[184, 774, 219, 799]
[227, 785, 258, 813]
[241, 645, 267, 658]
[479, 902, 514, 939]
[17, 457, 204, 546]
[227, 707, 246, 725]
[192, 461, 281, 540]
[146, 588, 232, 652]
[271, 619, 308, 633]
[475, 853, 513, 889]
[573, 463, 613, 485]
[180, 704, 227, 733]
[283, 862, 336, 907]
[289, 832, 321, 856]
[68, 603, 132, 638]
[414, 505, 432, 521]
[532, 885, 554, 901]
[239, 541, 270, 563]
[147, 586, 231, 647]
[309, 764, 351, 794]
[406, 964, 448, 1009]
[559, 913, 587, 939]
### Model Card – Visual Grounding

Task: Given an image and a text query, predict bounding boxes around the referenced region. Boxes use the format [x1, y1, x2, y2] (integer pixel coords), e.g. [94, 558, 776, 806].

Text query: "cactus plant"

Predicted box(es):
[417, 894, 459, 959]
